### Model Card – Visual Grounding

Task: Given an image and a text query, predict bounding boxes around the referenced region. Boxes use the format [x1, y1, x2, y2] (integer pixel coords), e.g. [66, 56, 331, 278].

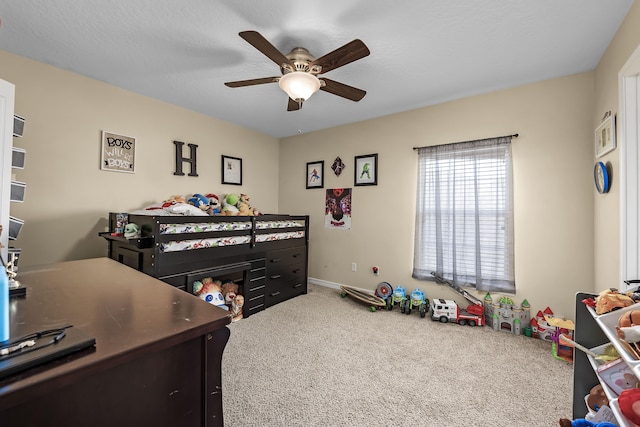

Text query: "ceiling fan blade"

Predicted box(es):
[287, 97, 302, 111]
[224, 77, 279, 88]
[239, 30, 293, 68]
[310, 39, 370, 74]
[319, 78, 366, 102]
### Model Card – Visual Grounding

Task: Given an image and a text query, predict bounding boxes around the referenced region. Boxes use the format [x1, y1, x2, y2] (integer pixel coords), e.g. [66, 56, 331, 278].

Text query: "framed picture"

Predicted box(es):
[306, 161, 324, 189]
[595, 114, 616, 158]
[354, 153, 378, 186]
[101, 131, 136, 173]
[221, 155, 242, 185]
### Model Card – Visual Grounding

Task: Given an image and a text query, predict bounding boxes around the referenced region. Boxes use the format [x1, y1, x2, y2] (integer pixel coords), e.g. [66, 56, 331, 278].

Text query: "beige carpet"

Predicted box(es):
[222, 284, 573, 426]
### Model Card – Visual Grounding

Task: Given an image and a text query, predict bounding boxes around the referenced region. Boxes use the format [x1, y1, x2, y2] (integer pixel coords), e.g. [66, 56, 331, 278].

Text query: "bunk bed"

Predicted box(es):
[101, 213, 309, 317]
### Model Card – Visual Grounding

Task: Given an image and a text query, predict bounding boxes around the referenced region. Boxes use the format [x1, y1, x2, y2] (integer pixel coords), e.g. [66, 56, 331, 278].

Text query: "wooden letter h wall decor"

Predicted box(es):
[173, 140, 198, 176]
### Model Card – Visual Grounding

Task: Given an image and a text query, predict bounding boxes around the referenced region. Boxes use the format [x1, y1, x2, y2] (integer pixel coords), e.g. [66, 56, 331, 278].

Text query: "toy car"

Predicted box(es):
[387, 285, 408, 312]
[405, 288, 429, 318]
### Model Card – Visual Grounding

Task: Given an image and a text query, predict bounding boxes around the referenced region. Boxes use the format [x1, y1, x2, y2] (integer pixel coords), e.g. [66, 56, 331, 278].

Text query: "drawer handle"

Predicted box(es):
[271, 258, 281, 263]
[293, 253, 300, 258]
[270, 291, 281, 297]
[293, 283, 302, 288]
[270, 275, 281, 280]
[292, 268, 301, 274]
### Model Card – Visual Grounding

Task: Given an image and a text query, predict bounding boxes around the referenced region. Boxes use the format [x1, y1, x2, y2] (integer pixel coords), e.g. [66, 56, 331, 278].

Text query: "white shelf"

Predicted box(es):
[586, 303, 640, 426]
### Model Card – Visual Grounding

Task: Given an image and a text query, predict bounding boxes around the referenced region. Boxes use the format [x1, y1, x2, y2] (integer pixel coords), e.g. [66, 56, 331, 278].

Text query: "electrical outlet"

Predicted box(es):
[352, 262, 357, 272]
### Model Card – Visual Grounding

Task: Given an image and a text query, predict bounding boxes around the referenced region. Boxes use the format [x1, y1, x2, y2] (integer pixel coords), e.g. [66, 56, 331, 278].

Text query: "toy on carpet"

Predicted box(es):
[193, 278, 227, 310]
[374, 282, 393, 300]
[386, 285, 407, 311]
[340, 285, 386, 312]
[405, 288, 429, 318]
[545, 314, 575, 362]
[483, 293, 531, 335]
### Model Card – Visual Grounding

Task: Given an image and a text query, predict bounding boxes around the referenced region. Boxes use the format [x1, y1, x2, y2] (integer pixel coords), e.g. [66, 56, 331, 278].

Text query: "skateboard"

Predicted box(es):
[340, 285, 387, 312]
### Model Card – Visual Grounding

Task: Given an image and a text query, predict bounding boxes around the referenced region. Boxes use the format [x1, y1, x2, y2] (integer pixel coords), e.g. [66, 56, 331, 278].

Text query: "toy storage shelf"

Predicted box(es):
[573, 292, 638, 426]
[101, 212, 309, 318]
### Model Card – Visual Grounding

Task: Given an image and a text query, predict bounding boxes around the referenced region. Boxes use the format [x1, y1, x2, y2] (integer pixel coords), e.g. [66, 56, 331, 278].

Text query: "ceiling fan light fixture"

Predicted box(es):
[278, 71, 321, 102]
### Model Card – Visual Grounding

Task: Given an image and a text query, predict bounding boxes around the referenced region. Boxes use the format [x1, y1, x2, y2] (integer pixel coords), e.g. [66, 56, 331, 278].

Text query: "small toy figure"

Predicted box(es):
[124, 223, 140, 239]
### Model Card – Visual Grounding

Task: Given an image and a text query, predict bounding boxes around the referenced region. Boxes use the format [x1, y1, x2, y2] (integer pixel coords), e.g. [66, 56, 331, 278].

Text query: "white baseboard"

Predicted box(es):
[308, 277, 371, 294]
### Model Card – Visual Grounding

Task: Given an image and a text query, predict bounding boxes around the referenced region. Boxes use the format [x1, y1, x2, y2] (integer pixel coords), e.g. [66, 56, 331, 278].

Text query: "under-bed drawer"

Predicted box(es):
[266, 246, 305, 267]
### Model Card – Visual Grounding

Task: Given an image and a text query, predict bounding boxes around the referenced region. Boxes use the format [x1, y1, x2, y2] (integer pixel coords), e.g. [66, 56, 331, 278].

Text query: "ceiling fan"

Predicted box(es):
[224, 31, 370, 111]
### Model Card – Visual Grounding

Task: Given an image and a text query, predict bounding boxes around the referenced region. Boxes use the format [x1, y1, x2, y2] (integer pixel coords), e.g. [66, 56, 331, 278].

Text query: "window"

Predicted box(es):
[413, 136, 515, 293]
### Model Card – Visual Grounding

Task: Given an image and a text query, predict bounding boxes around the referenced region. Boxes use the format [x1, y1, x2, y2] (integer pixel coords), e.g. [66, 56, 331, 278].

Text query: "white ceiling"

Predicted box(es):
[0, 1, 634, 138]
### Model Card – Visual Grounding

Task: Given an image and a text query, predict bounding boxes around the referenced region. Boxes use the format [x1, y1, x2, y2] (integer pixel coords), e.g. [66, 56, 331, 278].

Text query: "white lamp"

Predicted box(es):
[278, 71, 321, 101]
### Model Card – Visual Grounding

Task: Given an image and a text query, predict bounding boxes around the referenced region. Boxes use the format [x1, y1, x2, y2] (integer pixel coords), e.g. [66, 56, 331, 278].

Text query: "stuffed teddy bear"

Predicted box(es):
[221, 281, 239, 307]
[193, 278, 227, 310]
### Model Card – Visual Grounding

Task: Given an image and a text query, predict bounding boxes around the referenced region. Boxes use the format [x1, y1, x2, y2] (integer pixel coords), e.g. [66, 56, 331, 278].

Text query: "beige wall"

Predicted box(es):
[279, 72, 595, 320]
[593, 1, 640, 291]
[1, 50, 281, 267]
[4, 1, 640, 320]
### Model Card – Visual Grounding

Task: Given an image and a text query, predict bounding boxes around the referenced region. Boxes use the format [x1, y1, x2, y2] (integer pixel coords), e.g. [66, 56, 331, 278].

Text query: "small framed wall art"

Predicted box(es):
[306, 160, 324, 189]
[222, 155, 242, 185]
[595, 113, 616, 158]
[354, 153, 378, 186]
[101, 131, 136, 173]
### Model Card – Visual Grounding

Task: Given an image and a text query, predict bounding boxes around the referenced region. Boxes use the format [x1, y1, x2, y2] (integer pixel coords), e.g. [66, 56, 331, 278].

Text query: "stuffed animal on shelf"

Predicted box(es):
[221, 281, 239, 308]
[231, 295, 244, 322]
[193, 278, 227, 310]
[595, 288, 634, 315]
[123, 223, 140, 239]
[619, 388, 640, 425]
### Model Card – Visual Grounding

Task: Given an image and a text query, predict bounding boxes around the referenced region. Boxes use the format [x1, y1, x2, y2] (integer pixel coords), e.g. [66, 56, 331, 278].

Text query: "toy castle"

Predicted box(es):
[483, 293, 531, 335]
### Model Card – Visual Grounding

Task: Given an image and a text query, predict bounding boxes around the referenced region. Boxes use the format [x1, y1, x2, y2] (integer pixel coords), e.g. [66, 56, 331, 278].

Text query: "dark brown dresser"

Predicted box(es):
[0, 257, 231, 427]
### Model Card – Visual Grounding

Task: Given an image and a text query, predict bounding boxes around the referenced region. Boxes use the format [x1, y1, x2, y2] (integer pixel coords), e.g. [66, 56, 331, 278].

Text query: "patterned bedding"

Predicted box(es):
[158, 222, 306, 253]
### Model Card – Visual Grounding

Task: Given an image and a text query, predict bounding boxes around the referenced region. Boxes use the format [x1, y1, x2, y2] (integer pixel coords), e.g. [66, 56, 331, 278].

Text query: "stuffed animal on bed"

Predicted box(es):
[222, 194, 240, 215]
[237, 193, 257, 216]
[188, 193, 210, 212]
[205, 193, 221, 214]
